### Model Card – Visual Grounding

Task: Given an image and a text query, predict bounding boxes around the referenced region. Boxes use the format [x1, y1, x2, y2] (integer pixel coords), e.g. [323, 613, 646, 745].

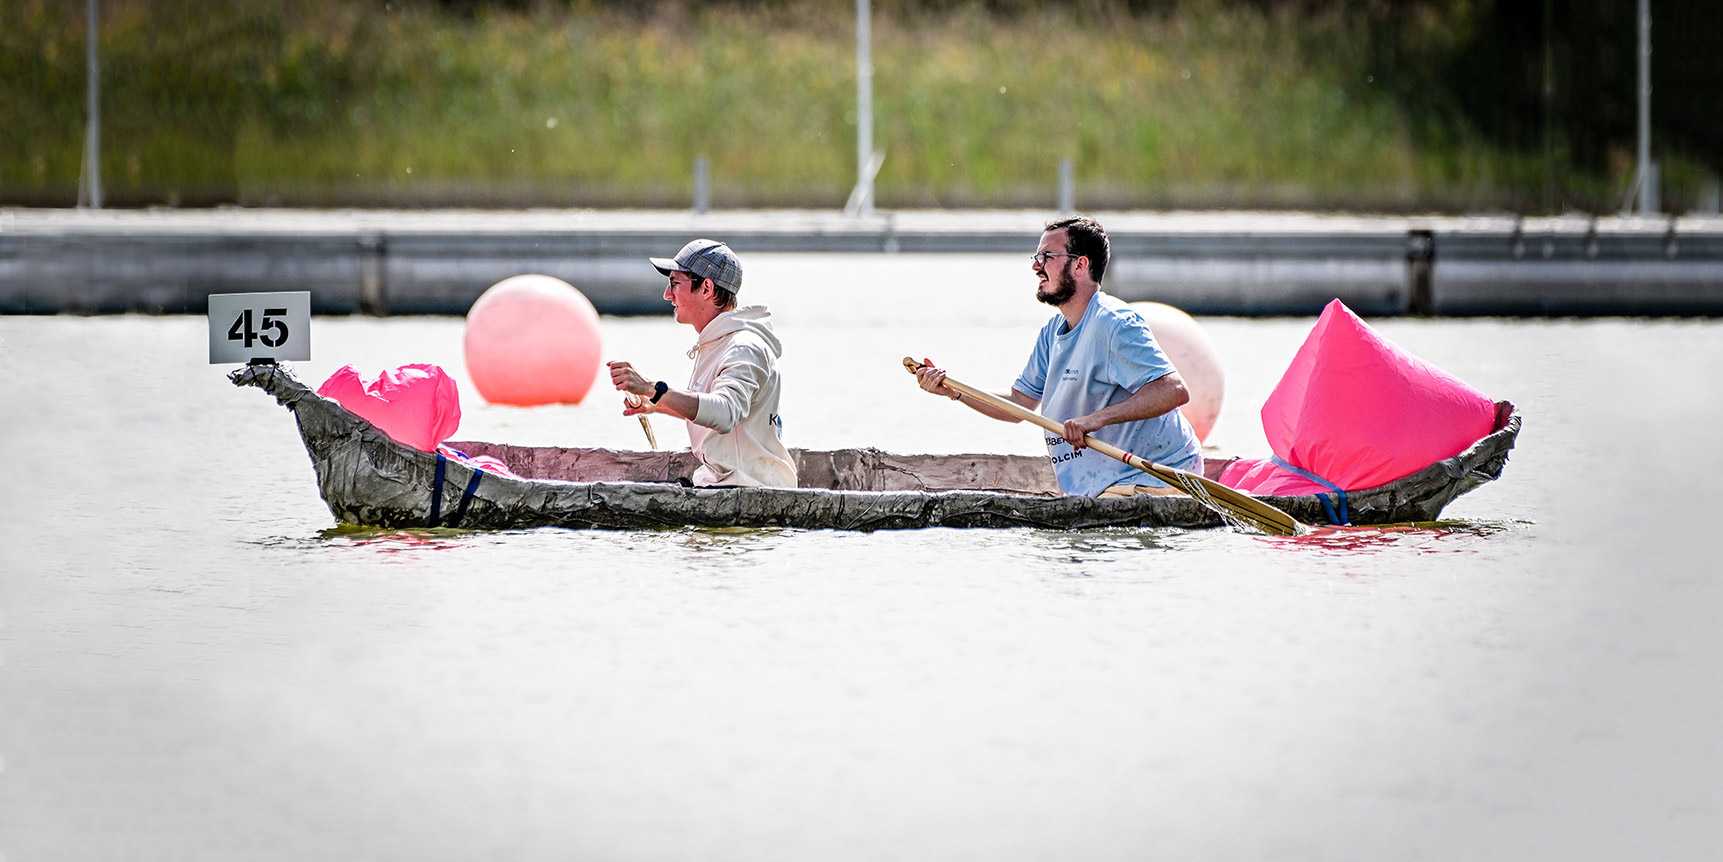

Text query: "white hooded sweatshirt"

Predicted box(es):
[684, 305, 798, 488]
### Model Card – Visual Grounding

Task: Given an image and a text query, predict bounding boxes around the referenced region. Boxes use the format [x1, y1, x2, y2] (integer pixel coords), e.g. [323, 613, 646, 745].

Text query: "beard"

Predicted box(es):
[1036, 262, 1078, 307]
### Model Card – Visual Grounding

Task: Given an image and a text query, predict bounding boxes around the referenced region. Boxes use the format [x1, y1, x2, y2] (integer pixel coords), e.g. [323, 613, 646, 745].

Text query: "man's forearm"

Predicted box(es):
[651, 387, 701, 422]
[1091, 374, 1189, 427]
[952, 388, 1038, 423]
[955, 391, 1017, 423]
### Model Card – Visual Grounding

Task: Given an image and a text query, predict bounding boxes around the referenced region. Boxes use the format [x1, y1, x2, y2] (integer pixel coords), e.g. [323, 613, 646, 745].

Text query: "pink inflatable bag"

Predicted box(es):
[1225, 299, 1497, 496]
[317, 364, 462, 453]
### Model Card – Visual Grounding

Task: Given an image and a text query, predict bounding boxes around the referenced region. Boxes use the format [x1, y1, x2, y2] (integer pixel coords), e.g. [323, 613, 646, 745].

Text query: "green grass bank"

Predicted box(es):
[2, 0, 1715, 211]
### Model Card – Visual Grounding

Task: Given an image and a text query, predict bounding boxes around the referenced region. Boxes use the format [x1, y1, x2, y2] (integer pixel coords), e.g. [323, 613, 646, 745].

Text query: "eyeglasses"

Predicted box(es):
[1030, 251, 1077, 266]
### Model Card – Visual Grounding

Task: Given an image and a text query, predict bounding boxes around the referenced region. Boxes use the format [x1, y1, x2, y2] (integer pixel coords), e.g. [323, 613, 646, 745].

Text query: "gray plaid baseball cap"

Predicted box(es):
[650, 238, 743, 294]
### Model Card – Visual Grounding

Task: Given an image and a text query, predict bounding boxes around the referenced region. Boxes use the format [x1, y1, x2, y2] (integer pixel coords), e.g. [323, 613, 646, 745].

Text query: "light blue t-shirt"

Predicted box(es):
[1013, 292, 1203, 496]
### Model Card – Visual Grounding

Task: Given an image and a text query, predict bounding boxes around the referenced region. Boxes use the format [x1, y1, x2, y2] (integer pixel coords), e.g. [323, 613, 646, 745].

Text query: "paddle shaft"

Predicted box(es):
[902, 357, 1309, 536]
[917, 363, 1182, 484]
[625, 395, 659, 449]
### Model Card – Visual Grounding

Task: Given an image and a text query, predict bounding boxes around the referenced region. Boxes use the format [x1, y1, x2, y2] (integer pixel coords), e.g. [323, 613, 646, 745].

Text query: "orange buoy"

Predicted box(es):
[464, 274, 601, 406]
[1130, 301, 1225, 443]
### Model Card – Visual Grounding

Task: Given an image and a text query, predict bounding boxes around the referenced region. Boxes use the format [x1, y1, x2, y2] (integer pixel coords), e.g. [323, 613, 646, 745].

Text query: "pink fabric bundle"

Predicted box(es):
[1222, 299, 1497, 495]
[317, 364, 462, 453]
[436, 446, 519, 479]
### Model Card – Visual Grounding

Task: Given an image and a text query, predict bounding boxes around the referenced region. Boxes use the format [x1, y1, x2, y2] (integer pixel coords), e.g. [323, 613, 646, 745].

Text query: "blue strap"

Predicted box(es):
[429, 451, 485, 528]
[1270, 456, 1350, 525]
[428, 452, 447, 526]
[446, 469, 484, 528]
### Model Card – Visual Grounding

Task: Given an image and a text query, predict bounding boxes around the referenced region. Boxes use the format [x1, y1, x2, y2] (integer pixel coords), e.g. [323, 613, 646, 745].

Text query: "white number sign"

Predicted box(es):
[208, 291, 311, 363]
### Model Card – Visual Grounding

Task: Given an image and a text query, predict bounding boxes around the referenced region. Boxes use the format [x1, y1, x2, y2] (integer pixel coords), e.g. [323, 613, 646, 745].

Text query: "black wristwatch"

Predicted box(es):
[649, 380, 669, 404]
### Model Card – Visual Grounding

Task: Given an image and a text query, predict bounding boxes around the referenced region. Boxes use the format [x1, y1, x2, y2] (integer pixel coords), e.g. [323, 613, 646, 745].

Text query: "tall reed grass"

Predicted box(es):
[1, 0, 1707, 210]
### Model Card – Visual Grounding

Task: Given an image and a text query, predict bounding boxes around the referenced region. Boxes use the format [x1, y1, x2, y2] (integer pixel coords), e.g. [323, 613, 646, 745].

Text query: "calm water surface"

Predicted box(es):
[3, 255, 1719, 860]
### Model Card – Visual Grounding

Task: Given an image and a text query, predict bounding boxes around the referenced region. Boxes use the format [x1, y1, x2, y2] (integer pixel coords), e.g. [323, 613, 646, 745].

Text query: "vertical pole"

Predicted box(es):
[83, 0, 103, 208]
[1636, 0, 1656, 214]
[855, 0, 873, 216]
[693, 155, 711, 214]
[1541, 0, 1553, 215]
[1406, 230, 1435, 317]
[1057, 158, 1074, 214]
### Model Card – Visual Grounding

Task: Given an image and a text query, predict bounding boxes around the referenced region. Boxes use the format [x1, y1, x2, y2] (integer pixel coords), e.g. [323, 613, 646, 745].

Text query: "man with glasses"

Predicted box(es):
[608, 238, 798, 488]
[913, 216, 1201, 497]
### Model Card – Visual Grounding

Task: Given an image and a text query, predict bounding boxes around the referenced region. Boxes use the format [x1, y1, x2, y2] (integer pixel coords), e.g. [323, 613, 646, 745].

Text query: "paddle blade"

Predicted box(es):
[1141, 462, 1310, 536]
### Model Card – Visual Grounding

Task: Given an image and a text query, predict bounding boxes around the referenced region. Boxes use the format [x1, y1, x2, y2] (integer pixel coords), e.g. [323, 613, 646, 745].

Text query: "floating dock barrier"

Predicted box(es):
[3, 209, 1718, 316]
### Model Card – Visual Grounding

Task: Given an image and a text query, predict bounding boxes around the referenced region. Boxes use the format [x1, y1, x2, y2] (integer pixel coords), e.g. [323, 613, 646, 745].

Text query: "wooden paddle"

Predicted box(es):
[902, 357, 1309, 536]
[624, 394, 658, 450]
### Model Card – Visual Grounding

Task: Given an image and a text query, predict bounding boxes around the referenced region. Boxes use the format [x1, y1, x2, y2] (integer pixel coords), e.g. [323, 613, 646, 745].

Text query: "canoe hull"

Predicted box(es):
[234, 365, 1519, 532]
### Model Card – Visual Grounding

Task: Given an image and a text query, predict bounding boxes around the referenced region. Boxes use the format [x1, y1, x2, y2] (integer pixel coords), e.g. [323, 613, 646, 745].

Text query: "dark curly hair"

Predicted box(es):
[1043, 216, 1110, 284]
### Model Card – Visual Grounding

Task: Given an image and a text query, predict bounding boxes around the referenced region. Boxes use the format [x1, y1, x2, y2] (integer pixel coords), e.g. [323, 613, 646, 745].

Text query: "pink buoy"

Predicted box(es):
[1129, 301, 1225, 443]
[464, 274, 602, 406]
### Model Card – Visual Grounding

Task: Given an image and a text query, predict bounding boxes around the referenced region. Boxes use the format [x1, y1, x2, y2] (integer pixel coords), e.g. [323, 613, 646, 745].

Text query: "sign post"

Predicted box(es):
[208, 291, 311, 364]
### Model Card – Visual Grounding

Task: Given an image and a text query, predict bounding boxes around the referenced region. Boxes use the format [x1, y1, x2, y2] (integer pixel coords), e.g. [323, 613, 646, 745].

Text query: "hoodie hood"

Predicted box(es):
[690, 305, 782, 359]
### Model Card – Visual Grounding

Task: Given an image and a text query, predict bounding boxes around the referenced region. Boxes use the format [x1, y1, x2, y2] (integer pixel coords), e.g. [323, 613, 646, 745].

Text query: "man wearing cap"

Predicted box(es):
[608, 239, 798, 488]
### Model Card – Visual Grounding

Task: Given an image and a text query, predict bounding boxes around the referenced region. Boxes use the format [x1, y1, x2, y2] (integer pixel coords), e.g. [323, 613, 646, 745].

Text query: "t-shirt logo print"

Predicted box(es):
[1044, 434, 1085, 465]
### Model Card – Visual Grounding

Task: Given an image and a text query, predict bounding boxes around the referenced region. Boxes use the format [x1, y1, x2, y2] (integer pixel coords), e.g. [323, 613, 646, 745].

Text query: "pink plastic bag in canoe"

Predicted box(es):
[437, 445, 519, 480]
[1230, 299, 1496, 494]
[1217, 456, 1329, 496]
[317, 364, 462, 453]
